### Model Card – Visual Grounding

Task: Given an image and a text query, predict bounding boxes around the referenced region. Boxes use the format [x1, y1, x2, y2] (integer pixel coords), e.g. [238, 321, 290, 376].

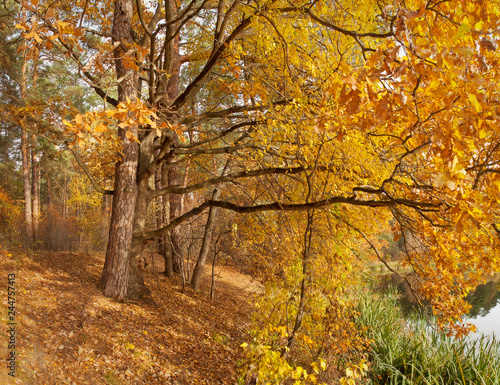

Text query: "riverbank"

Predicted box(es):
[357, 288, 500, 384]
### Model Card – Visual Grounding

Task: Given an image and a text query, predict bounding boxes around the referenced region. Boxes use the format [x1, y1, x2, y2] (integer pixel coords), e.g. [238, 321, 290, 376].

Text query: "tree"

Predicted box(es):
[0, 1, 33, 244]
[98, 0, 141, 298]
[5, 0, 500, 336]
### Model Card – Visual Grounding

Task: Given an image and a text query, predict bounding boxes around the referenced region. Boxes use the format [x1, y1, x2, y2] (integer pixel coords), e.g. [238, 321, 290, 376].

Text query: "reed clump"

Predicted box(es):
[357, 288, 500, 385]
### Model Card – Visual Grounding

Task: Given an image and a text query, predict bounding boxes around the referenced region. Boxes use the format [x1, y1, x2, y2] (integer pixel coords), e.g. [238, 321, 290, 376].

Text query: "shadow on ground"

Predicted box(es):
[0, 249, 260, 385]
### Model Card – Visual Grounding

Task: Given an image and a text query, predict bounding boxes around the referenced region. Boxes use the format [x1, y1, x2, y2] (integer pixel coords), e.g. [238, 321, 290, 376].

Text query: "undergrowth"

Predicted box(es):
[357, 288, 500, 385]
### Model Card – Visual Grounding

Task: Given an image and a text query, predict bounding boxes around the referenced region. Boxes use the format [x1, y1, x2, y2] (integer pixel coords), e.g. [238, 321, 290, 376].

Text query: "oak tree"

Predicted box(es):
[5, 0, 500, 342]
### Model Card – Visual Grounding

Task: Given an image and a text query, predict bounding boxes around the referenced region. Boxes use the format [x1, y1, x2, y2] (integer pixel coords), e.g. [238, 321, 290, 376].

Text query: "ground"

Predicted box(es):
[0, 247, 261, 384]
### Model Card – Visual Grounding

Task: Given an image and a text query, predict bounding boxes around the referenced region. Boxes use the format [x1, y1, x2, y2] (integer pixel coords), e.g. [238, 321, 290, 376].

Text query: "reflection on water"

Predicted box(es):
[376, 274, 500, 337]
[376, 274, 429, 315]
[466, 278, 500, 318]
[466, 276, 500, 338]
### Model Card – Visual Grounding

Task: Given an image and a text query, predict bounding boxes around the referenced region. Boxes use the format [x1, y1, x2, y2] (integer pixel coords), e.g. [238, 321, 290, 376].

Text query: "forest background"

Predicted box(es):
[1, 0, 500, 383]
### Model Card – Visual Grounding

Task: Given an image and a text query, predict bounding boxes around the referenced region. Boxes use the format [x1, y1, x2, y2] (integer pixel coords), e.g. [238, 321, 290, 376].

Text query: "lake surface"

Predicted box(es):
[466, 276, 500, 338]
[377, 273, 500, 338]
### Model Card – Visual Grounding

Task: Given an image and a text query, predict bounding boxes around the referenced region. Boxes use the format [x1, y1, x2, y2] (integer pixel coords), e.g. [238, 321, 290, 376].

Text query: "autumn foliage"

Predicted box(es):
[1, 0, 500, 383]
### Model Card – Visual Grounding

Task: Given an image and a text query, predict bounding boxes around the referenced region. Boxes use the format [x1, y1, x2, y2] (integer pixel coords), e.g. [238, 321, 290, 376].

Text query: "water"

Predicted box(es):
[377, 273, 500, 338]
[466, 276, 500, 338]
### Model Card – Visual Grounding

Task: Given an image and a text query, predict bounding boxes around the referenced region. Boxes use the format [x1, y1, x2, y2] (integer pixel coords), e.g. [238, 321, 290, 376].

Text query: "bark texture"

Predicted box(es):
[31, 46, 40, 242]
[191, 188, 221, 291]
[161, 0, 182, 277]
[154, 156, 166, 258]
[165, 153, 183, 275]
[127, 130, 156, 299]
[20, 18, 33, 245]
[31, 143, 40, 241]
[99, 0, 139, 299]
[21, 129, 33, 244]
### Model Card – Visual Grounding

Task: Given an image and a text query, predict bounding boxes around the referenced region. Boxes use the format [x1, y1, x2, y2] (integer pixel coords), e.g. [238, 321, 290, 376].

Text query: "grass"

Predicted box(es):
[356, 288, 500, 385]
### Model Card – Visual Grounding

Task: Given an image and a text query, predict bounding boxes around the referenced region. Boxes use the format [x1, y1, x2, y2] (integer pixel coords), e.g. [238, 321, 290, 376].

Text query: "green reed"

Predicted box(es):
[356, 288, 500, 385]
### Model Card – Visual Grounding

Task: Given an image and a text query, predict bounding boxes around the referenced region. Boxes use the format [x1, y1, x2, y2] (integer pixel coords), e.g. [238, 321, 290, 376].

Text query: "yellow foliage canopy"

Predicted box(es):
[8, 0, 500, 338]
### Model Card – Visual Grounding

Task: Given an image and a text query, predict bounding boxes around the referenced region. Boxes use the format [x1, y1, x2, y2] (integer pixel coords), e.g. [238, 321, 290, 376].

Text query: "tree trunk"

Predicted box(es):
[281, 210, 314, 359]
[21, 130, 33, 245]
[31, 45, 40, 242]
[46, 170, 51, 207]
[20, 7, 33, 245]
[63, 175, 68, 218]
[165, 156, 183, 274]
[126, 122, 157, 299]
[99, 0, 139, 299]
[31, 142, 40, 242]
[155, 162, 173, 277]
[191, 188, 221, 291]
[100, 194, 109, 248]
[161, 0, 181, 277]
[128, 179, 151, 299]
[191, 157, 231, 290]
[153, 139, 169, 273]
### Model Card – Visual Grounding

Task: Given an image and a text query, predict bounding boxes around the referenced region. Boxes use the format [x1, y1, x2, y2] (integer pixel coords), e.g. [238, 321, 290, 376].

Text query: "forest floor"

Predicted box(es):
[0, 247, 261, 385]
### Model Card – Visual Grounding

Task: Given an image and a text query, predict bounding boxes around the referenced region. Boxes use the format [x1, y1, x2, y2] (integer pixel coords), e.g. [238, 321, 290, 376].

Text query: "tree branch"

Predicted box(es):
[178, 100, 289, 125]
[301, 7, 393, 38]
[153, 165, 330, 197]
[137, 131, 174, 183]
[140, 194, 441, 240]
[66, 143, 113, 195]
[177, 121, 261, 148]
[169, 13, 254, 111]
[174, 144, 254, 155]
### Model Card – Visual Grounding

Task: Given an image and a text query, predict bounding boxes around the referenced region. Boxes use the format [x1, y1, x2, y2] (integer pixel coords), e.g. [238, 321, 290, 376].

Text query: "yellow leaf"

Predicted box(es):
[343, 76, 358, 90]
[46, 7, 55, 18]
[125, 130, 138, 142]
[375, 95, 390, 122]
[293, 366, 303, 380]
[345, 90, 362, 115]
[468, 93, 481, 113]
[94, 123, 107, 133]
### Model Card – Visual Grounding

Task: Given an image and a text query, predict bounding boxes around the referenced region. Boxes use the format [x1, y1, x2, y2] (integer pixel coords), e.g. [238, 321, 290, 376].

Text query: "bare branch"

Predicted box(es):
[137, 131, 175, 183]
[177, 121, 261, 148]
[174, 144, 254, 155]
[169, 13, 254, 111]
[297, 6, 393, 38]
[153, 165, 327, 197]
[179, 100, 289, 125]
[66, 143, 113, 195]
[140, 201, 212, 239]
[141, 194, 441, 240]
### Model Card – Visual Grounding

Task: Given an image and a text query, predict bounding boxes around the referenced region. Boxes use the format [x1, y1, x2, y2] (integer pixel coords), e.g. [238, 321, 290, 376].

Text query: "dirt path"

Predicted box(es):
[0, 248, 260, 384]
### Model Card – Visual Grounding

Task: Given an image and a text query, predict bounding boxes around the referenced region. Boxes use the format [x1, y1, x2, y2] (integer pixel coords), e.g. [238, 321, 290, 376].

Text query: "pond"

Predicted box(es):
[466, 276, 500, 338]
[377, 273, 500, 338]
